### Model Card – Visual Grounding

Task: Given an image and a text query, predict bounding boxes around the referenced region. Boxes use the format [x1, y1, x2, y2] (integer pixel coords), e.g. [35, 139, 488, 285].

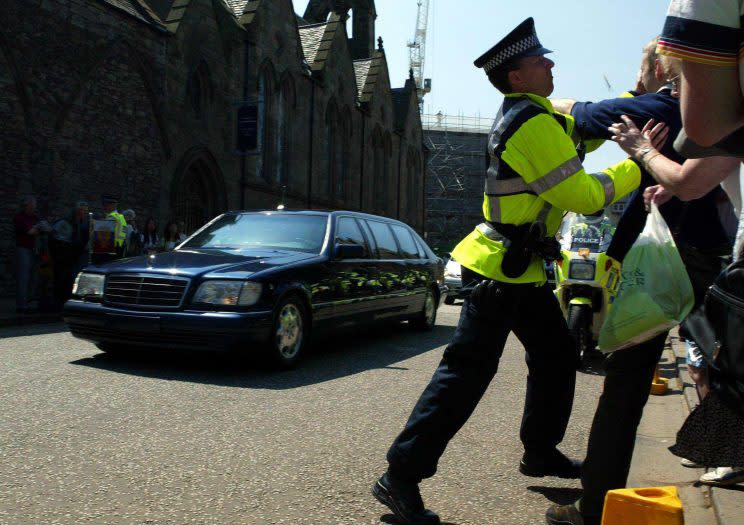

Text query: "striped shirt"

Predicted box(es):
[658, 0, 743, 95]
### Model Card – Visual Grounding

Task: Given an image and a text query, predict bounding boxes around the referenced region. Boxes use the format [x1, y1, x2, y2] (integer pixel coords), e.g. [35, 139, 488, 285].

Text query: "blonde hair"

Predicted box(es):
[641, 37, 659, 76]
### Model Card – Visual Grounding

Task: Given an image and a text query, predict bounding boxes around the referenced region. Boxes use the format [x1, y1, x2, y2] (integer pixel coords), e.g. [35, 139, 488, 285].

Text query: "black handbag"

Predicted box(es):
[684, 258, 744, 415]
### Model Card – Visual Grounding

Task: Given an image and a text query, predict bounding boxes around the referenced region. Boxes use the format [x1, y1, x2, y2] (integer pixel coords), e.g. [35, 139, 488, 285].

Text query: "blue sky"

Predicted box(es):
[294, 0, 672, 172]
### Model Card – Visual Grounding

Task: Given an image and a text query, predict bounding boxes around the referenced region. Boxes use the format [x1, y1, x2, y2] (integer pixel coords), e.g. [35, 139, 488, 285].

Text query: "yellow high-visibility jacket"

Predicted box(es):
[107, 211, 128, 248]
[451, 93, 640, 284]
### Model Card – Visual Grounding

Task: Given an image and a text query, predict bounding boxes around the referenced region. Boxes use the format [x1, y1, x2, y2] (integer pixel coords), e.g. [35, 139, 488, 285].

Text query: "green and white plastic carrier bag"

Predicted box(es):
[598, 203, 694, 352]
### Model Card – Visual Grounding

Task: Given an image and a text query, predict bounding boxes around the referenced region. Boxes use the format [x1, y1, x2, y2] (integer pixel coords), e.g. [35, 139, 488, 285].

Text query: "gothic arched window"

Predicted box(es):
[188, 60, 213, 119]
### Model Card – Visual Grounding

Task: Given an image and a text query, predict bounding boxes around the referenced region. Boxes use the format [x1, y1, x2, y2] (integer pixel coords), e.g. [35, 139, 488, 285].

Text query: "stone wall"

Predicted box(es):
[0, 0, 426, 300]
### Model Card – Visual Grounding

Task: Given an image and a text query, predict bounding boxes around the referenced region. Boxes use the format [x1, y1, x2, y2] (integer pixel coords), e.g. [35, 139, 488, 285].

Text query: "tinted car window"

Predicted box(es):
[183, 213, 328, 254]
[366, 220, 400, 259]
[391, 224, 420, 259]
[335, 217, 368, 257]
[414, 234, 437, 260]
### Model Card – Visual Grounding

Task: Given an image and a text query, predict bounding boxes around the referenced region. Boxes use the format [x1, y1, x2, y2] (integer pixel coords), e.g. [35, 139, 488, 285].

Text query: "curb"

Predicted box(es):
[0, 312, 63, 328]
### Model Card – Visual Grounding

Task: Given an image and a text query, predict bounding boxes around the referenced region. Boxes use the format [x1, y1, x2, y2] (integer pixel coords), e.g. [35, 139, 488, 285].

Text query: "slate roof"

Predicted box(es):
[357, 52, 385, 105]
[353, 59, 372, 99]
[100, 0, 165, 29]
[298, 22, 327, 66]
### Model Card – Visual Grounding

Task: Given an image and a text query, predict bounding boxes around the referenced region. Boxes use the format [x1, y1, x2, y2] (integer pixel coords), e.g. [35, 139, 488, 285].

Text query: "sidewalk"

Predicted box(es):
[0, 297, 63, 328]
[629, 330, 743, 525]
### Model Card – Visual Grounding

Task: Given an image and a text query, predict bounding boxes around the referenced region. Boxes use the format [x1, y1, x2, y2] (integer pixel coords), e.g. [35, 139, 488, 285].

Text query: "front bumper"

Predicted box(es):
[63, 300, 273, 351]
[444, 276, 467, 298]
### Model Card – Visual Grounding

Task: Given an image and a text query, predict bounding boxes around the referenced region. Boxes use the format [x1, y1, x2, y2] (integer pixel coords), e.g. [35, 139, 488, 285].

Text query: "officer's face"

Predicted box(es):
[512, 55, 555, 97]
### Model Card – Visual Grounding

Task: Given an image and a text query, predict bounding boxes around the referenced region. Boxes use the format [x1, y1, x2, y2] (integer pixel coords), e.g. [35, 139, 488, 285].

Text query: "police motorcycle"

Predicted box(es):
[553, 212, 616, 366]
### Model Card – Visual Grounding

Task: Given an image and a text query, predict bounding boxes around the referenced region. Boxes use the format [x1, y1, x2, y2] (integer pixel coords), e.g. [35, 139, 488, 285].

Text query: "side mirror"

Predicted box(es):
[334, 243, 365, 259]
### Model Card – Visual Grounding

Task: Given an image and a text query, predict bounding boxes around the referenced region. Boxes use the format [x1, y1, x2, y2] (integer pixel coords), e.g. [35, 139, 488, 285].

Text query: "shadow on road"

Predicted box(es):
[68, 322, 455, 389]
[381, 513, 460, 525]
[527, 485, 583, 504]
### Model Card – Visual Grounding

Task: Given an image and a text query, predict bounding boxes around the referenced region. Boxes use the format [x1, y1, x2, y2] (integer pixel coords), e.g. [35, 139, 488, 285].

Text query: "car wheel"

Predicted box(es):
[269, 296, 308, 368]
[411, 287, 437, 330]
[444, 296, 455, 305]
[96, 342, 127, 354]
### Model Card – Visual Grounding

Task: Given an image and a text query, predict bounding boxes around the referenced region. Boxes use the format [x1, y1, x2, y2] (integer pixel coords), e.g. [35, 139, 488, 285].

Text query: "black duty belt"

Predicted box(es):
[477, 221, 562, 278]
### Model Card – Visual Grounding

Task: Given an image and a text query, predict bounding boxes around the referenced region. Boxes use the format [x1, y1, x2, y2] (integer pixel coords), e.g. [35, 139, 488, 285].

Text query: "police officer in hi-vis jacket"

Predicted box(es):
[372, 17, 641, 525]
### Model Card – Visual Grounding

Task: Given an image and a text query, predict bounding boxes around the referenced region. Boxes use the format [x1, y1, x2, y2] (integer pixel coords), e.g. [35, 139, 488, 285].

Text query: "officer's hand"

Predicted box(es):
[469, 279, 503, 312]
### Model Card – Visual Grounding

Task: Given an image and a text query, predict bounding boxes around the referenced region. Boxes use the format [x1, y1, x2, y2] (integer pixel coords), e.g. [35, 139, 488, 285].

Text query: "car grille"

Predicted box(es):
[104, 274, 189, 309]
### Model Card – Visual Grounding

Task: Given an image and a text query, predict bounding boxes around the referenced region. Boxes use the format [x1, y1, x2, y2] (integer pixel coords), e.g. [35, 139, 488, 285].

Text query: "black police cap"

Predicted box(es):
[474, 17, 552, 74]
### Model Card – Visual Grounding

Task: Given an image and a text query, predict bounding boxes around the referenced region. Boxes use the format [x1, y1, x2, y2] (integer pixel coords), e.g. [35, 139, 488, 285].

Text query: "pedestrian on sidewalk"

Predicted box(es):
[160, 221, 180, 251]
[13, 195, 50, 314]
[141, 217, 159, 255]
[372, 17, 641, 525]
[50, 201, 90, 306]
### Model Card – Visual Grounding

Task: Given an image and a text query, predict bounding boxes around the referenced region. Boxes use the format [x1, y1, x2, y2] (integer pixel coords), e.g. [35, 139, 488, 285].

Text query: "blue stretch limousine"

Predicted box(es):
[64, 210, 445, 367]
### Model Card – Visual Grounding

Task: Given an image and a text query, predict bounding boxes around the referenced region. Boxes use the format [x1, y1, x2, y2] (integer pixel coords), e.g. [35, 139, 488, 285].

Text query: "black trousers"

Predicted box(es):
[386, 268, 577, 481]
[579, 333, 666, 518]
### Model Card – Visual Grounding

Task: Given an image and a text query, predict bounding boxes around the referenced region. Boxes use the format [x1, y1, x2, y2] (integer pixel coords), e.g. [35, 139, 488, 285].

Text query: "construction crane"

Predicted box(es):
[407, 0, 431, 112]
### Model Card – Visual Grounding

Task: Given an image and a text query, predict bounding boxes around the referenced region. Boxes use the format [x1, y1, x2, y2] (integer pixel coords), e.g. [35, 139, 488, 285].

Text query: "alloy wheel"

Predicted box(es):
[275, 303, 303, 359]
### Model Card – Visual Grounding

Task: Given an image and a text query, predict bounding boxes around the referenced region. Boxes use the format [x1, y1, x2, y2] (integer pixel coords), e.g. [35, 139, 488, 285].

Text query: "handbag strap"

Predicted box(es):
[683, 306, 720, 363]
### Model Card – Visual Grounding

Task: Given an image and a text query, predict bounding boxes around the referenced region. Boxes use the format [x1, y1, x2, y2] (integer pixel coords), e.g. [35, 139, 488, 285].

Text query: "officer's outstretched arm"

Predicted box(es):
[505, 114, 641, 215]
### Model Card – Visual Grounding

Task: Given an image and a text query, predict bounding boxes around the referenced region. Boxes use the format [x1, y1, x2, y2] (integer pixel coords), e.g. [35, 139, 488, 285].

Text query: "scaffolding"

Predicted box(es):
[424, 121, 490, 252]
[422, 112, 493, 134]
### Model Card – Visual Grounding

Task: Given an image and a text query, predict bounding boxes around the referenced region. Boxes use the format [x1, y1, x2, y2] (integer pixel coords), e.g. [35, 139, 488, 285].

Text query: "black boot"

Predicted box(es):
[520, 449, 582, 479]
[545, 503, 600, 525]
[372, 472, 441, 525]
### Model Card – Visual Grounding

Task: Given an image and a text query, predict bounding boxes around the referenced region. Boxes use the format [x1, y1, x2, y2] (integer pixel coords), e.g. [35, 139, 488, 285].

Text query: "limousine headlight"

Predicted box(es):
[192, 280, 262, 306]
[72, 272, 105, 297]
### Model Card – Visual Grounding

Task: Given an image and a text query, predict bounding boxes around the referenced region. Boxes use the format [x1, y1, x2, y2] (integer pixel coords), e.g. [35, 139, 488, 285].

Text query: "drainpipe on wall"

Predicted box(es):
[306, 80, 316, 209]
[396, 134, 403, 220]
[240, 40, 250, 210]
[359, 111, 365, 211]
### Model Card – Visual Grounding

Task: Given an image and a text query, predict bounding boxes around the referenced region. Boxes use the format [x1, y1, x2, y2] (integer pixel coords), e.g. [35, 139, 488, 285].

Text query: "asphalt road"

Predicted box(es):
[0, 303, 607, 525]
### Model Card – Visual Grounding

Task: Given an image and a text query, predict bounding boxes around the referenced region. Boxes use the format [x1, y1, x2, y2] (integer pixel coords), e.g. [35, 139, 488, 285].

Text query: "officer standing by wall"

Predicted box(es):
[91, 194, 127, 265]
[371, 18, 642, 525]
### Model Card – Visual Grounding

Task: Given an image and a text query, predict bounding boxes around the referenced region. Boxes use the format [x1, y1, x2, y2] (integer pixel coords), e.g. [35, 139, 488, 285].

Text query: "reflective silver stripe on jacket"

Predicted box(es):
[489, 197, 502, 223]
[485, 176, 530, 195]
[590, 171, 615, 206]
[529, 156, 583, 195]
[476, 222, 507, 242]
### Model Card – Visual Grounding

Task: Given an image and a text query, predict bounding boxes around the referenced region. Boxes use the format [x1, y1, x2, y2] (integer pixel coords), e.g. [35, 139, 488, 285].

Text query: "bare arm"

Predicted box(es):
[609, 115, 742, 200]
[680, 61, 744, 147]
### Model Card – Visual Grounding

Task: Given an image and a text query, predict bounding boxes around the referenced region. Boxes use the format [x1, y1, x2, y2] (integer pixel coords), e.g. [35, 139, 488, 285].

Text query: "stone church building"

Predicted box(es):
[0, 0, 425, 298]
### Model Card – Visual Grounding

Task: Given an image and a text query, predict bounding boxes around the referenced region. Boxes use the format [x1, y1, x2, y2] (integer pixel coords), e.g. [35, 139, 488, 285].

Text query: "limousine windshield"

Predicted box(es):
[182, 213, 328, 254]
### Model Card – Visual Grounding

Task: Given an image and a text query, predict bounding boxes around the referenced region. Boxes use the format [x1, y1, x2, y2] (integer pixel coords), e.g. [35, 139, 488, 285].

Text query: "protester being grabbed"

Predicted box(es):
[546, 39, 734, 525]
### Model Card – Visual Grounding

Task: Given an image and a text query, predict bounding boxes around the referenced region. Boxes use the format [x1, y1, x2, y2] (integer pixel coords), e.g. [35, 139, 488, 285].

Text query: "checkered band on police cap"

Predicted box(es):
[474, 17, 551, 75]
[483, 35, 539, 73]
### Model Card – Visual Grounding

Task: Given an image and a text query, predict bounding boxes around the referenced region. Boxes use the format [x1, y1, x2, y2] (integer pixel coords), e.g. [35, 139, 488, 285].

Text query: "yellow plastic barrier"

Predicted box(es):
[601, 486, 683, 525]
[650, 366, 669, 396]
